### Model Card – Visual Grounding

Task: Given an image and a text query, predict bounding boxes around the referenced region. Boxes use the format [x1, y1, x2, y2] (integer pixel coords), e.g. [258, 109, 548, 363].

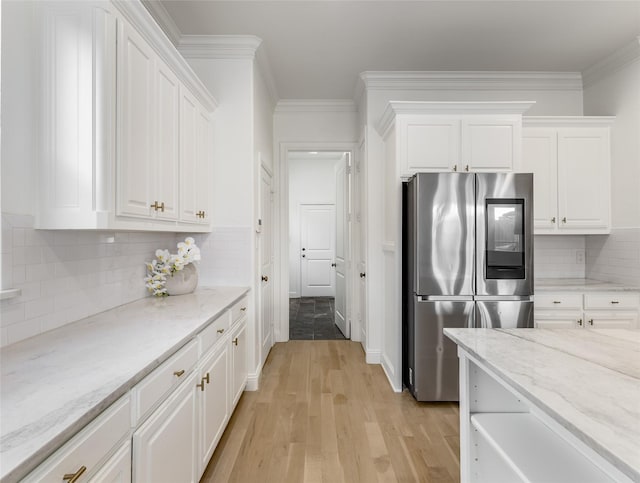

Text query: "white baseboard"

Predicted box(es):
[382, 353, 402, 393]
[365, 349, 381, 364]
[246, 371, 260, 391]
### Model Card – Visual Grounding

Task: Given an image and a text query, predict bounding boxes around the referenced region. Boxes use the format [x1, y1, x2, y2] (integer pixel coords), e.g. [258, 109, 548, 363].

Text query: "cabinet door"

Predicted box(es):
[404, 118, 460, 173]
[195, 107, 212, 223]
[116, 19, 155, 218]
[88, 441, 131, 483]
[154, 61, 180, 221]
[585, 312, 638, 329]
[198, 344, 229, 477]
[230, 321, 248, 408]
[534, 312, 583, 328]
[133, 372, 198, 483]
[521, 129, 558, 231]
[180, 87, 199, 223]
[463, 118, 519, 172]
[557, 128, 610, 232]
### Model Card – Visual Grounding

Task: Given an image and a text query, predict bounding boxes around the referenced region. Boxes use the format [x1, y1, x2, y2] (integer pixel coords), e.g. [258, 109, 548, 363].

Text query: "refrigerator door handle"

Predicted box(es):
[418, 295, 474, 302]
[473, 295, 534, 302]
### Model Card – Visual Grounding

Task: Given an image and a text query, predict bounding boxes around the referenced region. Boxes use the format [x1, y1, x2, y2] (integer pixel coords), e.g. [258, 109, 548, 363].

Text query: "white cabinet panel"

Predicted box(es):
[116, 19, 154, 218]
[154, 62, 180, 221]
[463, 119, 518, 172]
[198, 344, 229, 476]
[195, 108, 212, 223]
[558, 129, 610, 231]
[406, 119, 460, 172]
[535, 316, 582, 329]
[521, 129, 558, 230]
[230, 320, 248, 408]
[180, 87, 199, 223]
[585, 312, 638, 329]
[88, 441, 131, 483]
[133, 372, 198, 483]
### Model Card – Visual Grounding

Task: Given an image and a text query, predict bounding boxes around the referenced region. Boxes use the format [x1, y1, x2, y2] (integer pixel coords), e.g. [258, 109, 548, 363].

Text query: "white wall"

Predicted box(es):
[583, 39, 640, 286]
[288, 155, 341, 297]
[362, 82, 586, 390]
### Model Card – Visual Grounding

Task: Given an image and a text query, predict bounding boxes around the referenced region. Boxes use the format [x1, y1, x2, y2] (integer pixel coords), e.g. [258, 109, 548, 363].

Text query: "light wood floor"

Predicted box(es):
[201, 340, 460, 483]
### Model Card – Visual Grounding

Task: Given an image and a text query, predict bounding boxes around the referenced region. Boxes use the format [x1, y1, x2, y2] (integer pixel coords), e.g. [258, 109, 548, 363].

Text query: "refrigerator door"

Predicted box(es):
[410, 173, 475, 296]
[476, 173, 534, 296]
[409, 297, 475, 401]
[475, 300, 534, 328]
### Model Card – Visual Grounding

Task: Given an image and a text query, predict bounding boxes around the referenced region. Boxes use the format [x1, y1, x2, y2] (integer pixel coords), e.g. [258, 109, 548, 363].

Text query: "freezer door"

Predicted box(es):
[410, 173, 475, 296]
[475, 300, 534, 328]
[410, 298, 475, 401]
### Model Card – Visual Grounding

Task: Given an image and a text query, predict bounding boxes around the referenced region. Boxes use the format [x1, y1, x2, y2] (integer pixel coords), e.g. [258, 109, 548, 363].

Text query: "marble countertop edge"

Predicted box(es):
[443, 328, 640, 482]
[534, 278, 640, 292]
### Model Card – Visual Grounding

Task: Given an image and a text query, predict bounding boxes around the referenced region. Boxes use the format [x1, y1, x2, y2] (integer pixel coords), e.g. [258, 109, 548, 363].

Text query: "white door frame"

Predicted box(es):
[276, 142, 358, 342]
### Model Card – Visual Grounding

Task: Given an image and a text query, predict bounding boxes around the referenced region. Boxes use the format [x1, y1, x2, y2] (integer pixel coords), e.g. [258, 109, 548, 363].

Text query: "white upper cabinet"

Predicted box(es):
[378, 102, 534, 177]
[521, 118, 613, 235]
[35, 1, 217, 232]
[180, 88, 199, 223]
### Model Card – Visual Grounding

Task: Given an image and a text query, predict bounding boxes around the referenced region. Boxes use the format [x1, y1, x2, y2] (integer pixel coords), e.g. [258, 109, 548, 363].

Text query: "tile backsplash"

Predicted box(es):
[586, 228, 640, 287]
[1, 213, 252, 347]
[534, 235, 586, 279]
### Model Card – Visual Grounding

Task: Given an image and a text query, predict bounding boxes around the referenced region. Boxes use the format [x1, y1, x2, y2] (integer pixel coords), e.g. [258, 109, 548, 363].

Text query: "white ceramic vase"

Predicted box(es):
[165, 263, 198, 296]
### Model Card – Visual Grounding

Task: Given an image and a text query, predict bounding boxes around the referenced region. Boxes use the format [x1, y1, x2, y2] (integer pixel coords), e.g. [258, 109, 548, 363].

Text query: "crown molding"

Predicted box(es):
[360, 71, 583, 92]
[178, 35, 263, 60]
[113, 1, 217, 112]
[582, 37, 640, 88]
[275, 99, 357, 113]
[377, 101, 536, 138]
[523, 116, 615, 128]
[254, 43, 280, 106]
[141, 0, 181, 46]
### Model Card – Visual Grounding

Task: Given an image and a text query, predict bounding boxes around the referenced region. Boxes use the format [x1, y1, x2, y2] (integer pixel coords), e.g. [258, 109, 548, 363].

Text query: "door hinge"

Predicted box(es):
[346, 165, 352, 175]
[409, 367, 413, 385]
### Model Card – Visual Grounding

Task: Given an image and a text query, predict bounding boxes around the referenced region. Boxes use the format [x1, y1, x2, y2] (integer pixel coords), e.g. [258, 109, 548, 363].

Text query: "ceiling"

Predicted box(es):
[157, 1, 640, 99]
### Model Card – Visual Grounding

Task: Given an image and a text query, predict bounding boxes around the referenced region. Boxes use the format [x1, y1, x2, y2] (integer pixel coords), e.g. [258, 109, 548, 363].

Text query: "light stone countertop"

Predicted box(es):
[535, 278, 640, 292]
[0, 286, 249, 483]
[444, 328, 640, 481]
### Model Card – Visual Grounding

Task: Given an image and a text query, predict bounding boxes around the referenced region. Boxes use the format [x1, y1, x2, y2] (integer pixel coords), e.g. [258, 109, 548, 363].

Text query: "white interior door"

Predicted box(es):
[260, 166, 274, 365]
[334, 155, 349, 337]
[300, 204, 335, 297]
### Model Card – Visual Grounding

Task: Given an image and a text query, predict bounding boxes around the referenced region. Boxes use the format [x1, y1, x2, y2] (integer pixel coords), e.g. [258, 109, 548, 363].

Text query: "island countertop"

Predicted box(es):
[444, 328, 640, 481]
[535, 278, 640, 292]
[0, 286, 249, 483]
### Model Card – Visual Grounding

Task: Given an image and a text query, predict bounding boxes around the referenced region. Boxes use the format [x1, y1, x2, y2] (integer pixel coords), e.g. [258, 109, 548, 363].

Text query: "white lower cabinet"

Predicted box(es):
[535, 291, 639, 329]
[230, 319, 248, 408]
[197, 342, 229, 477]
[133, 372, 198, 483]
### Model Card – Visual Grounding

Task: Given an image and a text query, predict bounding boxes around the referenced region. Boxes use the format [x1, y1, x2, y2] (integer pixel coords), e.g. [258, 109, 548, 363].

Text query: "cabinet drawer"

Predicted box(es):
[230, 297, 249, 324]
[23, 396, 131, 482]
[584, 292, 640, 310]
[535, 293, 583, 310]
[199, 313, 230, 355]
[133, 340, 198, 423]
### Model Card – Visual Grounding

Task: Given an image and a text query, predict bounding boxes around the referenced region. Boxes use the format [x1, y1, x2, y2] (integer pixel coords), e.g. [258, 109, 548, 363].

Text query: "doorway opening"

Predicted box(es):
[287, 151, 351, 340]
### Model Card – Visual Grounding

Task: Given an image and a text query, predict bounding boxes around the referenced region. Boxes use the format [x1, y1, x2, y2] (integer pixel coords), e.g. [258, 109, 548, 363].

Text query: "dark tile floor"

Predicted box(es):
[289, 297, 347, 340]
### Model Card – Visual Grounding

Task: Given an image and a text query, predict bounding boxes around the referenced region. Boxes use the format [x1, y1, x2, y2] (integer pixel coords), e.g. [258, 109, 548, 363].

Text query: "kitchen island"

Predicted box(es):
[444, 328, 639, 483]
[0, 286, 249, 483]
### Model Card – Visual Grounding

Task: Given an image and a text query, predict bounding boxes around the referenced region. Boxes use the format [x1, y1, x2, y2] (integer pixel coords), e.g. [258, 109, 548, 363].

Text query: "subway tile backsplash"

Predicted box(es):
[534, 235, 586, 279]
[586, 228, 640, 287]
[1, 213, 252, 347]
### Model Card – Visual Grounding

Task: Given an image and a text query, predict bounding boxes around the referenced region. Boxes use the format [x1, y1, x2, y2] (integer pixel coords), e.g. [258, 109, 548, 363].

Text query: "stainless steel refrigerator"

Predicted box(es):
[402, 172, 534, 402]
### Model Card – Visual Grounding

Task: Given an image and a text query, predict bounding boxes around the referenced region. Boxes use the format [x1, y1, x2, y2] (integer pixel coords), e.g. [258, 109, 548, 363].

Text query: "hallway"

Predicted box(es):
[289, 297, 346, 340]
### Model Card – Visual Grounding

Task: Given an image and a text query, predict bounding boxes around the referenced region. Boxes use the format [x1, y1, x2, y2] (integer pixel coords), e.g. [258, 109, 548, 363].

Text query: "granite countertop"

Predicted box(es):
[444, 328, 640, 481]
[0, 286, 249, 483]
[535, 278, 640, 292]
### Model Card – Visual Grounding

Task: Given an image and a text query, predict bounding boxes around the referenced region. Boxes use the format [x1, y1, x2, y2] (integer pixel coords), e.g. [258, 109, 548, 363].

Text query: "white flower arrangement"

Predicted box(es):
[145, 237, 201, 296]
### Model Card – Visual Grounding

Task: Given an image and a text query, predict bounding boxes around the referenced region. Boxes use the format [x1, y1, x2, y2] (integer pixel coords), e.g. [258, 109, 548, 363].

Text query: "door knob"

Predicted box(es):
[360, 272, 366, 278]
[302, 254, 306, 258]
[331, 263, 337, 267]
[302, 248, 306, 251]
[261, 275, 269, 282]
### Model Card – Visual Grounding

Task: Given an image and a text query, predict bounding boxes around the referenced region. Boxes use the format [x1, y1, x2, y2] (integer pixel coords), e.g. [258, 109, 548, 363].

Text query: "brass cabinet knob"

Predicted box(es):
[63, 466, 87, 483]
[261, 275, 269, 282]
[233, 337, 239, 346]
[217, 328, 225, 334]
[196, 210, 207, 219]
[150, 201, 164, 212]
[452, 165, 457, 172]
[562, 217, 567, 223]
[240, 307, 247, 312]
[588, 319, 594, 326]
[360, 272, 366, 278]
[577, 319, 583, 326]
[173, 370, 185, 377]
[551, 217, 556, 223]
[465, 165, 469, 172]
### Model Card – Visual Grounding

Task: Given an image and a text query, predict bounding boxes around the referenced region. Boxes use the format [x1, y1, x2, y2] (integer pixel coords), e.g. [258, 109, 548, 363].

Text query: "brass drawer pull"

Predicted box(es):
[452, 164, 457, 172]
[577, 319, 583, 326]
[465, 165, 469, 172]
[562, 217, 567, 223]
[611, 301, 620, 304]
[173, 370, 185, 377]
[217, 328, 225, 334]
[203, 372, 210, 384]
[63, 466, 87, 482]
[196, 380, 205, 391]
[240, 307, 247, 312]
[551, 217, 556, 223]
[553, 301, 562, 304]
[588, 319, 594, 326]
[233, 337, 239, 346]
